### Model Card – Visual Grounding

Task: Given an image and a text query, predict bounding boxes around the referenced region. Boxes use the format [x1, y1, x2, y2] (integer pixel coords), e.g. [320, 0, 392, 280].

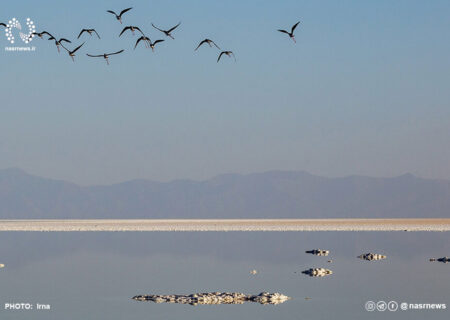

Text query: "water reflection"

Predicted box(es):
[357, 253, 387, 261]
[429, 257, 450, 263]
[0, 232, 448, 319]
[301, 268, 333, 277]
[132, 292, 290, 305]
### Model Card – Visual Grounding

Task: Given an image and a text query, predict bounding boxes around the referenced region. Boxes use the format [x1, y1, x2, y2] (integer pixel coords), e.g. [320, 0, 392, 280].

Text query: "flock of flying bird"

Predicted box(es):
[1, 8, 300, 65]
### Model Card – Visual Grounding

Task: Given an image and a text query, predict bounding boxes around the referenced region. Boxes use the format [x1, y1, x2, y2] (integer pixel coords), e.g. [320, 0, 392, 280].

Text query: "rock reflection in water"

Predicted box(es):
[301, 268, 333, 277]
[132, 292, 291, 305]
[305, 249, 329, 256]
[429, 257, 450, 263]
[358, 253, 386, 261]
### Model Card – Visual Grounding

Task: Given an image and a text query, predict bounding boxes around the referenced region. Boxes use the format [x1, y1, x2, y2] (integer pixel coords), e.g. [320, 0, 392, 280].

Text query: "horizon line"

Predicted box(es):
[0, 167, 439, 187]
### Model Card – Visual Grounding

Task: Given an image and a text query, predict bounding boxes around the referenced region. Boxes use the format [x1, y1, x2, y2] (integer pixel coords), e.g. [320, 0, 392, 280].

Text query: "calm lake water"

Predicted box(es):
[0, 232, 449, 319]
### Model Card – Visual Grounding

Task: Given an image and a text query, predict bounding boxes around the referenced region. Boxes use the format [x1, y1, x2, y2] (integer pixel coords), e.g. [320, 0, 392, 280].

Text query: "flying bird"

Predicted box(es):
[278, 21, 300, 43]
[48, 36, 71, 53]
[134, 36, 151, 49]
[86, 50, 125, 65]
[78, 28, 100, 39]
[30, 31, 53, 40]
[148, 39, 164, 52]
[107, 8, 133, 24]
[195, 39, 220, 51]
[151, 22, 180, 39]
[119, 26, 144, 37]
[61, 42, 85, 62]
[217, 51, 236, 62]
[134, 36, 164, 51]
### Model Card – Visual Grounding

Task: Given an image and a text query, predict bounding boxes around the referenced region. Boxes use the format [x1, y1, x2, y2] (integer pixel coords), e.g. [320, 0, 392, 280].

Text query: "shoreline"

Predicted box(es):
[0, 219, 449, 232]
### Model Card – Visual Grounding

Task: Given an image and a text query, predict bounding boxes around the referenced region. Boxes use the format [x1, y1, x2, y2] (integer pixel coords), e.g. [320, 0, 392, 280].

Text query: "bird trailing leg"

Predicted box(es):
[71, 56, 74, 62]
[106, 58, 109, 65]
[57, 45, 60, 53]
[291, 36, 296, 43]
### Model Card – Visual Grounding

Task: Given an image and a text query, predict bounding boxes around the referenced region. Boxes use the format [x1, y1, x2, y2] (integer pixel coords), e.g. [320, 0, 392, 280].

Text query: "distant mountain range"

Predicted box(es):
[0, 168, 449, 219]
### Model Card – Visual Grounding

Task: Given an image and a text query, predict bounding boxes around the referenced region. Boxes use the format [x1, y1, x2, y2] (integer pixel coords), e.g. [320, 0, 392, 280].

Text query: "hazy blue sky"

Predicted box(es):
[1, 0, 450, 185]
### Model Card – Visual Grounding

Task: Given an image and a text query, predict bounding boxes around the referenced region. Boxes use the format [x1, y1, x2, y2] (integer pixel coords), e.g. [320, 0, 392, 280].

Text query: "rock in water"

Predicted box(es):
[305, 249, 330, 256]
[0, 264, 4, 268]
[301, 268, 333, 277]
[430, 257, 450, 264]
[358, 253, 386, 261]
[132, 292, 290, 305]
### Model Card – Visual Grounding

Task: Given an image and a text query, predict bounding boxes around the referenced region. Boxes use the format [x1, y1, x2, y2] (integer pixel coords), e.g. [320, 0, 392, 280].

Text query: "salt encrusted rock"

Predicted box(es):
[132, 292, 290, 305]
[250, 269, 258, 275]
[250, 292, 290, 305]
[429, 257, 450, 263]
[305, 249, 330, 256]
[301, 268, 333, 277]
[358, 253, 386, 261]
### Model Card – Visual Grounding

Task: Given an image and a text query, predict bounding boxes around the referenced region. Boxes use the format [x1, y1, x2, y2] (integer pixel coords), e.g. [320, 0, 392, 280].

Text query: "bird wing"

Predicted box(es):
[151, 23, 165, 33]
[119, 7, 133, 17]
[59, 38, 71, 44]
[107, 10, 118, 17]
[0, 23, 6, 27]
[217, 52, 225, 62]
[153, 39, 164, 46]
[86, 53, 104, 58]
[291, 21, 300, 33]
[195, 39, 207, 51]
[41, 31, 53, 38]
[71, 42, 85, 54]
[48, 36, 56, 40]
[134, 27, 145, 36]
[210, 39, 220, 49]
[168, 22, 181, 33]
[78, 29, 87, 39]
[60, 43, 70, 52]
[119, 26, 131, 37]
[278, 29, 289, 34]
[134, 37, 144, 49]
[92, 29, 101, 39]
[108, 49, 125, 56]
